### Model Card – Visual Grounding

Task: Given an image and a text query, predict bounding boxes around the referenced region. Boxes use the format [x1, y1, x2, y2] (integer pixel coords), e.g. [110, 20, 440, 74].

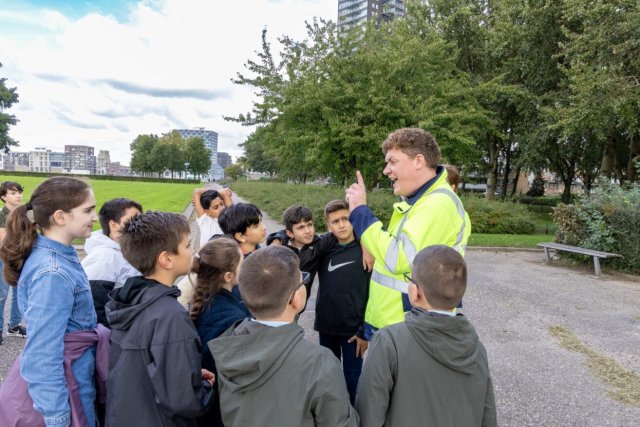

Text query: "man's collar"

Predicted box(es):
[405, 165, 445, 205]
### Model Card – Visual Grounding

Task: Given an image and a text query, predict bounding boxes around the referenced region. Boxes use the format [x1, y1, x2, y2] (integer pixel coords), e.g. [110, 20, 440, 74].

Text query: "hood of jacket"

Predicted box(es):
[84, 230, 120, 254]
[105, 276, 180, 331]
[209, 318, 303, 393]
[405, 308, 481, 375]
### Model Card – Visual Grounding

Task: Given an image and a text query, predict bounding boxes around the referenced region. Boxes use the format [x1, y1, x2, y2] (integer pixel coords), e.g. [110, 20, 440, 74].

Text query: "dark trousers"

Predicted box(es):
[318, 333, 363, 405]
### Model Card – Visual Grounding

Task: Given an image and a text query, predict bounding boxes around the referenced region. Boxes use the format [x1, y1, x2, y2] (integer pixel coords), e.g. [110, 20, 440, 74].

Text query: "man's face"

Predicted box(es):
[287, 219, 315, 246]
[383, 148, 422, 197]
[206, 197, 225, 219]
[326, 209, 354, 243]
[2, 188, 23, 209]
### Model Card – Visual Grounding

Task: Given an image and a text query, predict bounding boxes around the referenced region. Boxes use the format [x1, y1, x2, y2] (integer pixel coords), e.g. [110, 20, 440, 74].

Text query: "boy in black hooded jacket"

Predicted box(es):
[105, 212, 214, 427]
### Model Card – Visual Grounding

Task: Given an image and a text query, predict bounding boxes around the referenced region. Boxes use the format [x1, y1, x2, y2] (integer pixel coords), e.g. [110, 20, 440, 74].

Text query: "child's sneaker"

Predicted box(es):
[7, 324, 27, 337]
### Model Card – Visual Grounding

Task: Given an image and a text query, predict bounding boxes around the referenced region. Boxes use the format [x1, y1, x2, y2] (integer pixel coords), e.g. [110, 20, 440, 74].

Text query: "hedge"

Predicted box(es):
[0, 170, 200, 184]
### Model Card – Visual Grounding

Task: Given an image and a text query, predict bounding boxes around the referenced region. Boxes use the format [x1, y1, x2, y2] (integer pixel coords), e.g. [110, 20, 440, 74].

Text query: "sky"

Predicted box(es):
[0, 0, 337, 165]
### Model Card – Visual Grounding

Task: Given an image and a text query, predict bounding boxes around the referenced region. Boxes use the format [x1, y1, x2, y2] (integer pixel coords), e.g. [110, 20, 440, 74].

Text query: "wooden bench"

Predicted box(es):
[537, 242, 622, 276]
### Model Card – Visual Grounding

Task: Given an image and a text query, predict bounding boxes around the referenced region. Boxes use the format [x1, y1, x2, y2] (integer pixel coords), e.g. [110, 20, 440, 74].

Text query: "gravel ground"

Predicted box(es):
[2, 191, 639, 426]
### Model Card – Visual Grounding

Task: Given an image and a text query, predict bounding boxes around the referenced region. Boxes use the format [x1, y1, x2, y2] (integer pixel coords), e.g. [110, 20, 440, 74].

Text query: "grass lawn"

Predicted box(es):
[469, 233, 550, 247]
[0, 174, 201, 226]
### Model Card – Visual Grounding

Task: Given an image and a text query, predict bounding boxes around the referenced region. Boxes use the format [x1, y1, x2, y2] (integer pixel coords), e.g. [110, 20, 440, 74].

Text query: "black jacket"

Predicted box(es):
[315, 240, 370, 338]
[266, 230, 336, 299]
[105, 276, 212, 427]
[194, 287, 251, 372]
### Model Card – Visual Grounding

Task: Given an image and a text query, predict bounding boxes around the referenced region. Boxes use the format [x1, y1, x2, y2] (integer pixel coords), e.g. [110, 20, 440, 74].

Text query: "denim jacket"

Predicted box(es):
[18, 235, 97, 427]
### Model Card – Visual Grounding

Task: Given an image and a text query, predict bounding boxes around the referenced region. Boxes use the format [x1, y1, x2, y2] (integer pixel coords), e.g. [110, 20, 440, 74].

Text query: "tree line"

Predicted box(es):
[227, 0, 640, 202]
[130, 131, 212, 178]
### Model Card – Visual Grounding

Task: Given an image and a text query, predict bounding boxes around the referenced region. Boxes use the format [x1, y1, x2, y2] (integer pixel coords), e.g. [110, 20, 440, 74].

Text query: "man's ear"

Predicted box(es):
[414, 153, 426, 169]
[234, 232, 247, 243]
[285, 229, 294, 240]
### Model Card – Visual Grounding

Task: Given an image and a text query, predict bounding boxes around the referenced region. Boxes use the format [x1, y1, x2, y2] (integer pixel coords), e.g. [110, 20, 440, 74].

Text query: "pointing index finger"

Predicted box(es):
[356, 170, 365, 189]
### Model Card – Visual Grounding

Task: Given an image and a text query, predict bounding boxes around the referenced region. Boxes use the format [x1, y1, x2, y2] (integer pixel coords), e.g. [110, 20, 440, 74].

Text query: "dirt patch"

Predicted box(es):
[549, 325, 640, 408]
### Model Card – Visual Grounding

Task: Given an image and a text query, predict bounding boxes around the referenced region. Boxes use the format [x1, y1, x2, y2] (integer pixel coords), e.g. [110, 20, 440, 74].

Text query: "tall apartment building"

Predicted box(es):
[97, 150, 111, 175]
[176, 128, 224, 180]
[217, 152, 232, 170]
[65, 145, 96, 174]
[29, 147, 51, 173]
[338, 0, 405, 33]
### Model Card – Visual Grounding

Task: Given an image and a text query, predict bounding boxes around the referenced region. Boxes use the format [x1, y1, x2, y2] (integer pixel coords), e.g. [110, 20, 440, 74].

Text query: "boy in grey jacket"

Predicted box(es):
[210, 245, 358, 427]
[355, 245, 496, 427]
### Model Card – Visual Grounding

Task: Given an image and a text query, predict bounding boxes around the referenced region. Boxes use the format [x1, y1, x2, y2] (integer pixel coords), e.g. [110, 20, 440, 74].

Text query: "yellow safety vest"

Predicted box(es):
[361, 171, 471, 329]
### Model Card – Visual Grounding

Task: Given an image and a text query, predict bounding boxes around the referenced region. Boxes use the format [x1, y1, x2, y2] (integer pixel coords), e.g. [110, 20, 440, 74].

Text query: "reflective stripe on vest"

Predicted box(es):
[429, 188, 467, 253]
[382, 188, 467, 275]
[372, 270, 408, 294]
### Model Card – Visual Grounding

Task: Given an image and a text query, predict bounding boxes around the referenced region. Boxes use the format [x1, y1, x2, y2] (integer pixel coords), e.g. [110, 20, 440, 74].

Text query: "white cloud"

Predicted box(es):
[0, 0, 336, 164]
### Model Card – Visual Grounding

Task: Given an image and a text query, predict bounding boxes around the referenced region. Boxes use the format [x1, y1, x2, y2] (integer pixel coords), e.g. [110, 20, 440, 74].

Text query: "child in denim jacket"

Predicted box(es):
[0, 177, 99, 426]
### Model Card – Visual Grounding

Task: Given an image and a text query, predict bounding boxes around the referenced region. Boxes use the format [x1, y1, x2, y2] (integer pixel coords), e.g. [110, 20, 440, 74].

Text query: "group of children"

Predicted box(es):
[0, 176, 496, 427]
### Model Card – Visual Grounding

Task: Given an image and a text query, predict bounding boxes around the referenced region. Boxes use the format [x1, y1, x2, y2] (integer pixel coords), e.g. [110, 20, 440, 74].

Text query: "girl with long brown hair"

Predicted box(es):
[190, 236, 248, 427]
[0, 177, 99, 426]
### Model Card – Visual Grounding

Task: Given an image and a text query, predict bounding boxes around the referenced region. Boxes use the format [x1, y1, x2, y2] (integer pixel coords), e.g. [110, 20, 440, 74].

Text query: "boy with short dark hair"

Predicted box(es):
[210, 245, 358, 427]
[355, 245, 496, 427]
[82, 198, 142, 325]
[0, 180, 26, 342]
[192, 187, 233, 248]
[315, 200, 370, 404]
[105, 212, 214, 427]
[266, 204, 336, 301]
[218, 202, 266, 257]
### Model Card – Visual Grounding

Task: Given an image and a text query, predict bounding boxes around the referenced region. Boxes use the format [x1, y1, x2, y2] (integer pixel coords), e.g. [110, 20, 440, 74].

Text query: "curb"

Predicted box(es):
[467, 246, 544, 253]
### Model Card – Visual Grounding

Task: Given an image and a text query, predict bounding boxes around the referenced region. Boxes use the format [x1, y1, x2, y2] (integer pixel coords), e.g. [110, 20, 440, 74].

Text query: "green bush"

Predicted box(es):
[463, 195, 536, 234]
[231, 181, 537, 235]
[552, 183, 640, 274]
[514, 195, 562, 206]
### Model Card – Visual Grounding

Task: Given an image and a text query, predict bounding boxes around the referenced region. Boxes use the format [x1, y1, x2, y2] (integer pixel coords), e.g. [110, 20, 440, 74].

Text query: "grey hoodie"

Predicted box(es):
[355, 308, 497, 427]
[210, 318, 359, 427]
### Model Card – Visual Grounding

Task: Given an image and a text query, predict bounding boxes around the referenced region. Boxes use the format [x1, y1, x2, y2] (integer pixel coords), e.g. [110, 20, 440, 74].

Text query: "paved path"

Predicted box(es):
[2, 189, 639, 426]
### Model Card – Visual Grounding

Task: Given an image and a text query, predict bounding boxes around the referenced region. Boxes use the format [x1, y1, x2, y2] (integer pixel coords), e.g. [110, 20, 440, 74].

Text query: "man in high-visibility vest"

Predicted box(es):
[346, 128, 471, 338]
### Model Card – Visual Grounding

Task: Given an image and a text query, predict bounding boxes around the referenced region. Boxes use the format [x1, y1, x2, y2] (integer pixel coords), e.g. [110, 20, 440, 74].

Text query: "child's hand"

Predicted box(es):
[201, 369, 215, 385]
[221, 188, 233, 206]
[348, 335, 369, 358]
[362, 246, 374, 272]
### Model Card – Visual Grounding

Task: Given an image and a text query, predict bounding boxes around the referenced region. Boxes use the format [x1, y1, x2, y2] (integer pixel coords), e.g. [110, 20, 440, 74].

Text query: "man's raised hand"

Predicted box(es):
[346, 170, 367, 212]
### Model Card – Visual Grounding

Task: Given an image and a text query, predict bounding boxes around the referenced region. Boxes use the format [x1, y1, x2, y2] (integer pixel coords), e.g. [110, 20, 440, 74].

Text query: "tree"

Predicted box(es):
[184, 136, 212, 178]
[0, 63, 19, 152]
[224, 163, 245, 181]
[560, 0, 640, 184]
[130, 134, 159, 176]
[160, 131, 186, 178]
[228, 9, 490, 185]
